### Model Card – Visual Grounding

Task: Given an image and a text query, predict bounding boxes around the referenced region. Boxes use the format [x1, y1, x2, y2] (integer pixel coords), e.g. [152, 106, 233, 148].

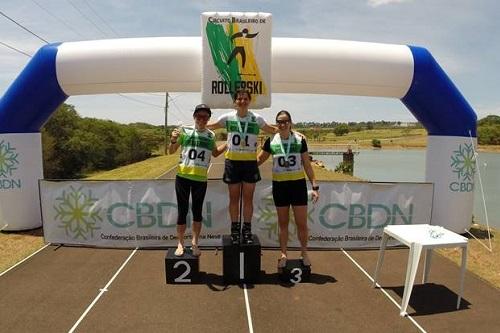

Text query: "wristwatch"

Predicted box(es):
[312, 185, 319, 191]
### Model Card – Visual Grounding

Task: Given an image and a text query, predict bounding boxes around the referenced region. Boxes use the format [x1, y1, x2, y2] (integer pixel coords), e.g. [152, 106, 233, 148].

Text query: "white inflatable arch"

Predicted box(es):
[0, 37, 476, 232]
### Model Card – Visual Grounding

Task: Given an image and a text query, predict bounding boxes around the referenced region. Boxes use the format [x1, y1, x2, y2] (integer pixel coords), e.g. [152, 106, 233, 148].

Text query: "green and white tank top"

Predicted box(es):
[217, 111, 265, 161]
[176, 127, 215, 181]
[269, 132, 306, 181]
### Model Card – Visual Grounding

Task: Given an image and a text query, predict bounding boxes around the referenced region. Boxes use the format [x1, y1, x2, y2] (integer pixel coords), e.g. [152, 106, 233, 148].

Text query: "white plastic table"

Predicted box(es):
[372, 224, 468, 316]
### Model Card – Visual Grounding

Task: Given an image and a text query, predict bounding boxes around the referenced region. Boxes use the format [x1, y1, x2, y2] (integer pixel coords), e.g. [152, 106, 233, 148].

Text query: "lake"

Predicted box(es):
[314, 149, 500, 229]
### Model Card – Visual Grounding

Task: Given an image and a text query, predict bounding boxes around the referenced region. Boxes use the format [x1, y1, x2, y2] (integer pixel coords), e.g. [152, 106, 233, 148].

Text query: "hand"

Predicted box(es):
[171, 128, 181, 142]
[311, 189, 319, 204]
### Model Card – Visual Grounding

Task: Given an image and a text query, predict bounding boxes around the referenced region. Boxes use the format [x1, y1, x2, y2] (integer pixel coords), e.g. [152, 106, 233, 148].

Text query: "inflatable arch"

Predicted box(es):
[0, 37, 476, 232]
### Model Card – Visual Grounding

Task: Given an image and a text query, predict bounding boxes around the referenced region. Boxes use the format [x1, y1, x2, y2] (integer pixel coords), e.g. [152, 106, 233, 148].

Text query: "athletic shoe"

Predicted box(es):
[242, 224, 253, 244]
[231, 222, 241, 245]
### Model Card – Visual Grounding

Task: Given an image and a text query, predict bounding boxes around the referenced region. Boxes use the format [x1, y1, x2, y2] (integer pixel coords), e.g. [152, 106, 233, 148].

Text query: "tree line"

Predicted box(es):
[42, 104, 164, 179]
[41, 105, 499, 179]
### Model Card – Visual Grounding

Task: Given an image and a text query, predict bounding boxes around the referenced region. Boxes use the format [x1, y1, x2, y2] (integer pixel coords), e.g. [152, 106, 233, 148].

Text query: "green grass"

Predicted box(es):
[85, 154, 178, 180]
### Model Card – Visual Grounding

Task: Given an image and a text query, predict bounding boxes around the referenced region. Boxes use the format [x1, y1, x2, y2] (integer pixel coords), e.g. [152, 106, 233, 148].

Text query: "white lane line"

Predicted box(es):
[68, 248, 138, 333]
[0, 243, 51, 277]
[243, 283, 254, 333]
[341, 248, 427, 333]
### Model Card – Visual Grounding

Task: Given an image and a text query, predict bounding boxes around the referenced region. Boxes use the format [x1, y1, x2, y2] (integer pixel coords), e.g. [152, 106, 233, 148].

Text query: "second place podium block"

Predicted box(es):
[165, 248, 200, 284]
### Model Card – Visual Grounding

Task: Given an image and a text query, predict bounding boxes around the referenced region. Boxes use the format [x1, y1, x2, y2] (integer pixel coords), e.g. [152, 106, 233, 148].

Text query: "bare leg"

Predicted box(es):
[292, 205, 310, 265]
[228, 183, 242, 222]
[276, 206, 290, 257]
[192, 221, 202, 245]
[191, 221, 202, 256]
[175, 224, 186, 256]
[241, 182, 256, 223]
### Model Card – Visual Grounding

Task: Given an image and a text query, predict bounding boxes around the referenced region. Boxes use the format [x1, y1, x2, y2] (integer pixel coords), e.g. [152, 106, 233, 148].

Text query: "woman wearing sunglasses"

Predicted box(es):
[169, 104, 226, 257]
[208, 89, 277, 245]
[257, 110, 319, 267]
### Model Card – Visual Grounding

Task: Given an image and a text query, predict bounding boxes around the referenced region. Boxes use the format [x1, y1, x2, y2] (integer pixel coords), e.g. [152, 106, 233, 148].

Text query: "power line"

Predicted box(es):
[65, 0, 110, 37]
[82, 0, 119, 37]
[0, 9, 49, 43]
[31, 0, 85, 38]
[117, 93, 165, 108]
[0, 40, 32, 57]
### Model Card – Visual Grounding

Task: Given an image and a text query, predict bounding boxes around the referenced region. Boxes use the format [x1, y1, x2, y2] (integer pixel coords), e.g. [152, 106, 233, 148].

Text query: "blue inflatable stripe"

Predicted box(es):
[402, 46, 476, 137]
[0, 43, 68, 133]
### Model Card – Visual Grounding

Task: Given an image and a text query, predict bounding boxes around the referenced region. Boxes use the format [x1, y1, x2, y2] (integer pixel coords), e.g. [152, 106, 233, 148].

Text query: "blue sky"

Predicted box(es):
[1, 0, 499, 125]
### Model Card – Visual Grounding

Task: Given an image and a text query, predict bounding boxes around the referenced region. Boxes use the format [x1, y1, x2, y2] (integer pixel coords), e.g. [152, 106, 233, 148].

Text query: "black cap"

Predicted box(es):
[194, 104, 211, 116]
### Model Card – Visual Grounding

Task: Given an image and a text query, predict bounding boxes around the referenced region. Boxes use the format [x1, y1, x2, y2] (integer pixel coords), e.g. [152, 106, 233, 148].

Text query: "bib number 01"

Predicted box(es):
[231, 134, 250, 147]
[173, 260, 191, 283]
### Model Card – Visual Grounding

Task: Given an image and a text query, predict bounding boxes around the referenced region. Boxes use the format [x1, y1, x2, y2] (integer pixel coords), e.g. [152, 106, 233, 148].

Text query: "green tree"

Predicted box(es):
[333, 124, 349, 136]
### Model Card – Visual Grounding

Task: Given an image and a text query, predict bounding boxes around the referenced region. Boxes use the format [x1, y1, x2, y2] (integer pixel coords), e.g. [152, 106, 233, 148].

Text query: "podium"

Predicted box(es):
[223, 235, 261, 284]
[165, 248, 200, 284]
[278, 259, 311, 283]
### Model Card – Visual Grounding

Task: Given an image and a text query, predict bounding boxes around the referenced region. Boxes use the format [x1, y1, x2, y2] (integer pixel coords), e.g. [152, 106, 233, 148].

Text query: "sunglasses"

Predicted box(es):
[276, 119, 290, 125]
[195, 115, 210, 120]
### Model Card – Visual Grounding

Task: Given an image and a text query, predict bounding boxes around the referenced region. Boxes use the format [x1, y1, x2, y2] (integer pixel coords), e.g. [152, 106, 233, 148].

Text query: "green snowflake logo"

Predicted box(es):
[450, 143, 476, 182]
[0, 140, 19, 178]
[256, 193, 315, 241]
[54, 186, 102, 240]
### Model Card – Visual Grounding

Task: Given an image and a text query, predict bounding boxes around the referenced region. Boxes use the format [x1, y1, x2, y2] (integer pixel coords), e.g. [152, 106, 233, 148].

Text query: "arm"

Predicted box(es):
[301, 150, 319, 204]
[168, 128, 181, 154]
[206, 121, 223, 130]
[257, 150, 271, 166]
[212, 142, 227, 157]
[261, 123, 278, 134]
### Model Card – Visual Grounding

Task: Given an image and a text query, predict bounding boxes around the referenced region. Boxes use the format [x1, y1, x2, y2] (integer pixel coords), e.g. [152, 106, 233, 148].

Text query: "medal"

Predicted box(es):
[279, 133, 294, 169]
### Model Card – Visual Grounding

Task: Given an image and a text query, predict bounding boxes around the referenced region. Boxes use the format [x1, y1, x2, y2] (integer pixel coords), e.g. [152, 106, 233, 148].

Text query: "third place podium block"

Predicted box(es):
[223, 235, 261, 284]
[278, 259, 311, 283]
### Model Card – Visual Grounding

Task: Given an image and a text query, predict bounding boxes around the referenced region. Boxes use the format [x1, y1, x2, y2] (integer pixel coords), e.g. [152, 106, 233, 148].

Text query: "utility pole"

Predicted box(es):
[164, 92, 169, 154]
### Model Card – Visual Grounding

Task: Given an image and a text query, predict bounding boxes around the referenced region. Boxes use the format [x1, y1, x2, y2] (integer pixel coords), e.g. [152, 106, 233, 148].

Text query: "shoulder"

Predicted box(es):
[206, 129, 216, 139]
[217, 111, 235, 122]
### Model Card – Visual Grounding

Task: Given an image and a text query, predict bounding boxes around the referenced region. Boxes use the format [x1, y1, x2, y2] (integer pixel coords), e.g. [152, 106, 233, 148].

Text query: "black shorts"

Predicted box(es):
[175, 176, 208, 225]
[272, 179, 308, 207]
[223, 160, 261, 184]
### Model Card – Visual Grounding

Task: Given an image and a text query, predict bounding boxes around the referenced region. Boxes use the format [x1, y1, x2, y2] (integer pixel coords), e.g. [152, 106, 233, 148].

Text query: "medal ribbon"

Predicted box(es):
[278, 133, 293, 166]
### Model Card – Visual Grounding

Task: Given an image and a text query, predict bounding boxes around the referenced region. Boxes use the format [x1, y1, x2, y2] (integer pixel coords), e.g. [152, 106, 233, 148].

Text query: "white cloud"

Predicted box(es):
[367, 0, 412, 7]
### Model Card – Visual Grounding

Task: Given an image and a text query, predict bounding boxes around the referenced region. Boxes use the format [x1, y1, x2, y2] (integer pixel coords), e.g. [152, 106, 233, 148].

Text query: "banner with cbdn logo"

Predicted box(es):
[202, 12, 272, 109]
[41, 180, 433, 248]
[0, 138, 20, 190]
[0, 133, 43, 230]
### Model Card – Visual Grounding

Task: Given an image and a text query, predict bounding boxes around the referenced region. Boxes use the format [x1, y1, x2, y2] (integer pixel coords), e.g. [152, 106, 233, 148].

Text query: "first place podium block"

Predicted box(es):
[278, 259, 311, 283]
[165, 248, 200, 284]
[223, 235, 261, 284]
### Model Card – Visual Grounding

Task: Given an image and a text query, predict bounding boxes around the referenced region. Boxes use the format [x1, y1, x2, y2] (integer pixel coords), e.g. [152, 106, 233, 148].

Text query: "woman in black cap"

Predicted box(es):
[169, 104, 226, 256]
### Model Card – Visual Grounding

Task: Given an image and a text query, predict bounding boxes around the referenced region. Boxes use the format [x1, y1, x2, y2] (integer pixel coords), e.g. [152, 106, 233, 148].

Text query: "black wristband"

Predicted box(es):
[312, 186, 319, 191]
